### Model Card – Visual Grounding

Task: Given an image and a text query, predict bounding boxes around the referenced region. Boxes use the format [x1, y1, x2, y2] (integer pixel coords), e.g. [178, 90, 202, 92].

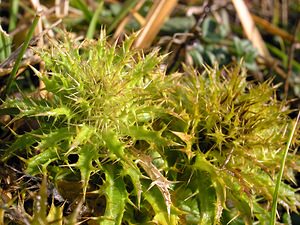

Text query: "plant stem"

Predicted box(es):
[270, 111, 300, 225]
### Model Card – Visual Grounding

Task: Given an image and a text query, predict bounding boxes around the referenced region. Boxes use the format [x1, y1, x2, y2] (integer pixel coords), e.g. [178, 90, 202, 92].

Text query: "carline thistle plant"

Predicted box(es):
[1, 31, 300, 224]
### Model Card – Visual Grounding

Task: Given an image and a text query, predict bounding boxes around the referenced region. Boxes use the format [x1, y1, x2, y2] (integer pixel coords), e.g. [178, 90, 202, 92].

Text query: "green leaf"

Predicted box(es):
[194, 154, 226, 211]
[77, 144, 98, 198]
[122, 164, 143, 208]
[26, 128, 74, 175]
[195, 172, 220, 224]
[142, 180, 178, 225]
[27, 148, 58, 175]
[188, 46, 204, 67]
[101, 165, 127, 225]
[31, 177, 48, 225]
[161, 16, 196, 34]
[102, 131, 125, 159]
[4, 130, 41, 160]
[127, 126, 170, 147]
[202, 17, 226, 43]
[0, 25, 12, 62]
[68, 125, 95, 154]
[46, 202, 63, 225]
[37, 127, 74, 151]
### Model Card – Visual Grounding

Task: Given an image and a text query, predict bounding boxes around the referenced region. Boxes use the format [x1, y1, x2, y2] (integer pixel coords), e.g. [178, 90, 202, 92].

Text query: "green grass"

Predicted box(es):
[1, 11, 40, 98]
[270, 111, 300, 225]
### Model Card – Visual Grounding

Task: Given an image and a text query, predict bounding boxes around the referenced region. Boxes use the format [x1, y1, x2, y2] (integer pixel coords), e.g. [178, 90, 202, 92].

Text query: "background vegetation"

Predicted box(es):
[0, 0, 299, 224]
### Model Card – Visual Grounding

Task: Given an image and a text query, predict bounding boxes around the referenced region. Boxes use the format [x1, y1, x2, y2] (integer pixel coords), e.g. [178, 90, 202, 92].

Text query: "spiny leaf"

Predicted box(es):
[3, 129, 42, 160]
[102, 130, 125, 159]
[46, 202, 63, 225]
[121, 164, 143, 209]
[31, 177, 48, 225]
[37, 127, 74, 151]
[67, 125, 95, 154]
[77, 144, 98, 199]
[194, 172, 221, 225]
[142, 179, 179, 225]
[193, 154, 226, 210]
[27, 148, 59, 175]
[101, 165, 127, 225]
[0, 25, 12, 62]
[127, 126, 170, 147]
[137, 152, 173, 217]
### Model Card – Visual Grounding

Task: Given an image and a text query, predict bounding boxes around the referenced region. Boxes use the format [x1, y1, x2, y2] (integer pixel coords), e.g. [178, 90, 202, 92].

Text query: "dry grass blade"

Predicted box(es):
[0, 55, 41, 77]
[108, 0, 139, 34]
[55, 0, 69, 18]
[30, 0, 44, 46]
[0, 19, 61, 73]
[231, 0, 270, 59]
[137, 153, 173, 216]
[134, 0, 177, 49]
[112, 0, 145, 40]
[252, 14, 299, 44]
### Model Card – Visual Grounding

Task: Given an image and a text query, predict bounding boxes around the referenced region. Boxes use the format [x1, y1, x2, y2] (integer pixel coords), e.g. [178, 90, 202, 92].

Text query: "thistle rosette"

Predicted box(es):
[1, 32, 299, 224]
